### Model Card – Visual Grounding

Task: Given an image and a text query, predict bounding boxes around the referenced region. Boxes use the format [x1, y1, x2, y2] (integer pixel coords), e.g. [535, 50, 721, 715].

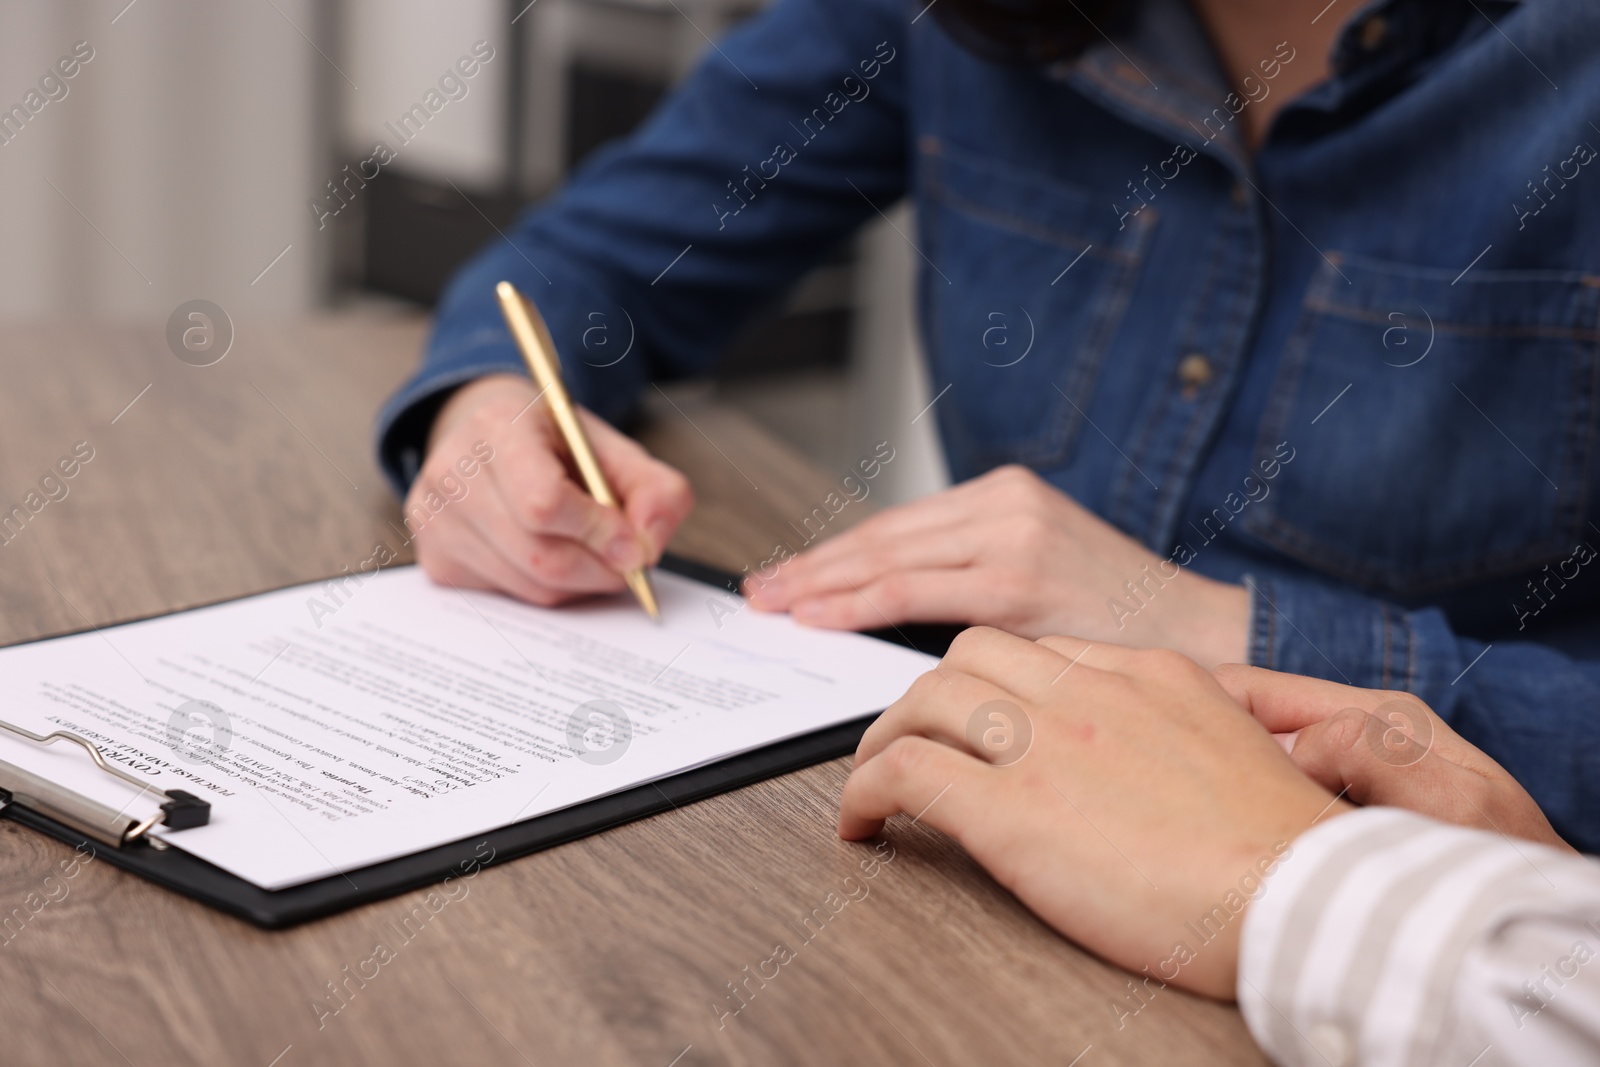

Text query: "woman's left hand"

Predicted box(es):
[744, 465, 1250, 669]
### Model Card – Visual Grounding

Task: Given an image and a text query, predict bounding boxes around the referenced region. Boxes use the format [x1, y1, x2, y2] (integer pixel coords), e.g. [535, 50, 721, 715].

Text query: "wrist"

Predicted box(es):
[1167, 575, 1251, 670]
[427, 373, 532, 453]
[1187, 797, 1353, 999]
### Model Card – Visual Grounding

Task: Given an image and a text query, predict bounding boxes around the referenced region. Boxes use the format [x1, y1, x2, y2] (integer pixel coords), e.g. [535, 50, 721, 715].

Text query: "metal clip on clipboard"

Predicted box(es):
[0, 720, 210, 850]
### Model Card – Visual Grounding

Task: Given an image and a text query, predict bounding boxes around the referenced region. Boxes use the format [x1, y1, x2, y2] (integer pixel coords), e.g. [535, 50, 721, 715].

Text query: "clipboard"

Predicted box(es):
[0, 555, 960, 928]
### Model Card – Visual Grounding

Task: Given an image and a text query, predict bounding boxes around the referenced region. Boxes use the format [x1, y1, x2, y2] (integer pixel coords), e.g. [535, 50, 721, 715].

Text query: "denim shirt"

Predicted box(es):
[377, 0, 1600, 850]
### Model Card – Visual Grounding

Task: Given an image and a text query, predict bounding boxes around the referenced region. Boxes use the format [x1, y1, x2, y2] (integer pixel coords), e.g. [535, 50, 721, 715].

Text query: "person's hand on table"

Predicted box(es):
[408, 373, 694, 605]
[1213, 665, 1573, 852]
[743, 464, 1250, 669]
[837, 630, 1346, 999]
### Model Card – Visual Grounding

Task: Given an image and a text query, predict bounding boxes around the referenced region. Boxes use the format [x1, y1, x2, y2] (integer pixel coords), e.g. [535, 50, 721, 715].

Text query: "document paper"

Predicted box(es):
[0, 567, 934, 889]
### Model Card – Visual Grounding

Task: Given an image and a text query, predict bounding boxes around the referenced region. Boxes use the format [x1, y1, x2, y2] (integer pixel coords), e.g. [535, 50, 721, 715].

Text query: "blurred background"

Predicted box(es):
[0, 0, 948, 504]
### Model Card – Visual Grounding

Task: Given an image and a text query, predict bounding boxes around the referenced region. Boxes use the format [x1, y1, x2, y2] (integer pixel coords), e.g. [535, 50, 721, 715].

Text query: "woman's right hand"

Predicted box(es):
[1212, 664, 1574, 852]
[404, 373, 695, 606]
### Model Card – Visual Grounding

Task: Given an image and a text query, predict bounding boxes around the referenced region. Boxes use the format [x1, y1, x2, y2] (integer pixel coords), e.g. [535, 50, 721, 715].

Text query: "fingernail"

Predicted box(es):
[794, 600, 824, 621]
[605, 532, 641, 568]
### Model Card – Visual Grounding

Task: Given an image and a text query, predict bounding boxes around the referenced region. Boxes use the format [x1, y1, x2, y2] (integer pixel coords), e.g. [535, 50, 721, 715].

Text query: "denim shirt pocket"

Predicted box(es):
[918, 138, 1155, 475]
[1242, 253, 1600, 596]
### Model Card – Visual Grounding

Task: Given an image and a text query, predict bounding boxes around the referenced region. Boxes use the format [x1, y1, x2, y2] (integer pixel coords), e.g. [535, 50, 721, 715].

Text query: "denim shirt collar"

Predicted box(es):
[1049, 0, 1521, 175]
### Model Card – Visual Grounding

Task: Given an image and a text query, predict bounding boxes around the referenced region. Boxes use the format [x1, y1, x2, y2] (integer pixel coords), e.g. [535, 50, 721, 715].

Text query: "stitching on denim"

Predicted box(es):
[1559, 287, 1600, 542]
[1379, 600, 1394, 690]
[923, 137, 1139, 241]
[1245, 574, 1276, 669]
[1148, 201, 1264, 546]
[1078, 40, 1221, 105]
[1105, 202, 1232, 535]
[1030, 216, 1150, 469]
[1319, 252, 1600, 287]
[921, 149, 1153, 471]
[1113, 204, 1235, 543]
[1262, 578, 1277, 668]
[1240, 259, 1328, 530]
[922, 177, 1138, 263]
[1302, 298, 1600, 339]
[1046, 204, 1157, 467]
[1247, 511, 1582, 596]
[1242, 261, 1600, 595]
[1073, 66, 1248, 174]
[1403, 610, 1418, 696]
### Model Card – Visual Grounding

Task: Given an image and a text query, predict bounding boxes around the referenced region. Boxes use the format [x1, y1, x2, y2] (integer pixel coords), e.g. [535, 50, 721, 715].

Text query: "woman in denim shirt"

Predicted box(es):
[377, 0, 1600, 851]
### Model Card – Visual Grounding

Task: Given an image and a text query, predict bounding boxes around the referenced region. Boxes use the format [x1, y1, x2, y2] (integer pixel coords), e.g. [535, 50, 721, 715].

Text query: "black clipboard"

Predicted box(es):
[0, 555, 960, 928]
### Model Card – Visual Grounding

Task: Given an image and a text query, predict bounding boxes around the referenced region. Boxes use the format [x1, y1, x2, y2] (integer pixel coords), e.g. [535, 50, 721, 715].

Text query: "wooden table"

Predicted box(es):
[0, 318, 1265, 1066]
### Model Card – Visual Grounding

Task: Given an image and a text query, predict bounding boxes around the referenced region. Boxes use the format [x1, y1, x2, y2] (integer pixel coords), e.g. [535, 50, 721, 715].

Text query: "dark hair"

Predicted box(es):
[930, 0, 1127, 66]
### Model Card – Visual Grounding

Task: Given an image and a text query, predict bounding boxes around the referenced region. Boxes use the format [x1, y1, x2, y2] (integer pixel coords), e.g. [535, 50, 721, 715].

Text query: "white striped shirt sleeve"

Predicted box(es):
[1237, 806, 1600, 1067]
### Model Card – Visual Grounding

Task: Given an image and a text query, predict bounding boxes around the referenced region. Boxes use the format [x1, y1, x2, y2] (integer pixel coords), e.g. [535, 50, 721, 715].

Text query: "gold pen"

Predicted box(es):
[494, 280, 661, 621]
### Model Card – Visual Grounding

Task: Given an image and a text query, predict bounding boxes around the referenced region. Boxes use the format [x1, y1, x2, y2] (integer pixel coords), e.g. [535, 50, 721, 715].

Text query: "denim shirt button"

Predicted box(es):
[1359, 15, 1389, 50]
[1178, 353, 1214, 398]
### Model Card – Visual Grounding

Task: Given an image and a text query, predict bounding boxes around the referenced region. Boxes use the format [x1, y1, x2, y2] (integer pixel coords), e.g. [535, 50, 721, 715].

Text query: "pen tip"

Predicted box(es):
[625, 569, 662, 622]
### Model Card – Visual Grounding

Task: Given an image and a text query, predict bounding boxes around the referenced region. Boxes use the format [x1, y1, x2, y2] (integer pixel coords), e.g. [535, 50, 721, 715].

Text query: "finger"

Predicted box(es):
[784, 569, 1019, 632]
[939, 625, 1077, 698]
[458, 486, 626, 593]
[1033, 635, 1093, 659]
[855, 667, 1014, 766]
[837, 735, 996, 840]
[748, 524, 979, 610]
[746, 464, 1047, 599]
[796, 501, 962, 563]
[1218, 665, 1515, 794]
[1033, 636, 1149, 677]
[756, 495, 968, 578]
[414, 517, 550, 607]
[1283, 706, 1439, 806]
[1294, 710, 1572, 849]
[418, 511, 575, 607]
[486, 423, 645, 570]
[578, 409, 695, 560]
[523, 534, 629, 592]
[1211, 664, 1390, 733]
[414, 536, 499, 595]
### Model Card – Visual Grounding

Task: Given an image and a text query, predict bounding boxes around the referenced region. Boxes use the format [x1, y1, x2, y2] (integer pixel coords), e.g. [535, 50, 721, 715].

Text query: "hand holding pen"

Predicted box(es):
[401, 285, 694, 614]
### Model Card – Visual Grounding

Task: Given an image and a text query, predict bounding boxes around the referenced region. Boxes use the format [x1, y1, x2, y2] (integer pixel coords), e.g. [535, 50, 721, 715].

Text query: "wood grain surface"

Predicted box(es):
[0, 317, 1266, 1067]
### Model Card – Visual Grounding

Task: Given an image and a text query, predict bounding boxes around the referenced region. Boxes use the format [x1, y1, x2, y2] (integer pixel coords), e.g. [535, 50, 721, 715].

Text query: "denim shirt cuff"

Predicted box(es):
[372, 328, 527, 499]
[1243, 573, 1465, 701]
